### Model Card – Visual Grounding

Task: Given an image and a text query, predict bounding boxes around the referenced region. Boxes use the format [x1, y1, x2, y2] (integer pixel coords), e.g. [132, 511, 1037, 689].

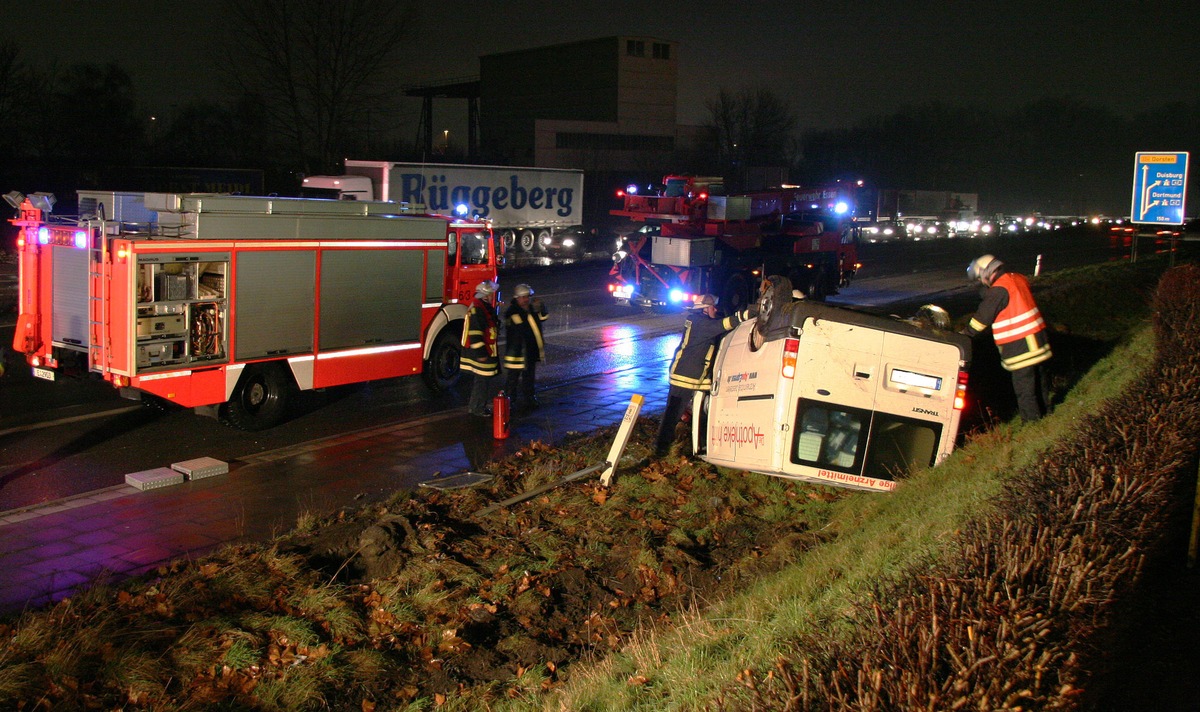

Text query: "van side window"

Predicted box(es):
[792, 402, 866, 472]
[791, 400, 945, 482]
[863, 415, 942, 475]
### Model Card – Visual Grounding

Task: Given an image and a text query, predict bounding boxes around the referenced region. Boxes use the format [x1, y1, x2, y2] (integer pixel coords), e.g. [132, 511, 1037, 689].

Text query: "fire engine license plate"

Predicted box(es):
[32, 367, 56, 382]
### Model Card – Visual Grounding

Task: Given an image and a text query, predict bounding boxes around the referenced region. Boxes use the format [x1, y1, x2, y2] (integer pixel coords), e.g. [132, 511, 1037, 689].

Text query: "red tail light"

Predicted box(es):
[782, 338, 799, 379]
[954, 371, 969, 410]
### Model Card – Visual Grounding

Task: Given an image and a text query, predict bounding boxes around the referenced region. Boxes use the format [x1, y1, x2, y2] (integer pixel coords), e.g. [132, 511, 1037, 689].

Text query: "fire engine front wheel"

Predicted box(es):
[423, 326, 463, 393]
[221, 364, 293, 431]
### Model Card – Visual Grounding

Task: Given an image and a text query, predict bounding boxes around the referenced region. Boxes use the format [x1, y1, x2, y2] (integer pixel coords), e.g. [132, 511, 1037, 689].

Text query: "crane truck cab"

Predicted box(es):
[694, 297, 971, 492]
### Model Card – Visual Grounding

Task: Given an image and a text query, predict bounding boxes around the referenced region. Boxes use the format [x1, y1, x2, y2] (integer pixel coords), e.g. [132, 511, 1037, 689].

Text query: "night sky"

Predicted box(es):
[7, 0, 1196, 135]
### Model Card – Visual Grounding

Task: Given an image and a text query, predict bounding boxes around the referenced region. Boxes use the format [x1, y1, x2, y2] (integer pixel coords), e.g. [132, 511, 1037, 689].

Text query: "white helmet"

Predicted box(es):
[474, 280, 498, 299]
[967, 254, 1002, 284]
[512, 283, 534, 298]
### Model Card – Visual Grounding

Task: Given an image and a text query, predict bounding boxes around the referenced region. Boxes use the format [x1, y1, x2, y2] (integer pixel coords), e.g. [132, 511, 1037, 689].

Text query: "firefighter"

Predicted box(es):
[654, 294, 752, 457]
[462, 280, 501, 417]
[502, 283, 549, 410]
[963, 254, 1053, 422]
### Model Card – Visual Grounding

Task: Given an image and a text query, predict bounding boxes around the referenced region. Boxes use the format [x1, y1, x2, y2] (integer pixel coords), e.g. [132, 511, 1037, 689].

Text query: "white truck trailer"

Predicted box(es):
[303, 161, 586, 255]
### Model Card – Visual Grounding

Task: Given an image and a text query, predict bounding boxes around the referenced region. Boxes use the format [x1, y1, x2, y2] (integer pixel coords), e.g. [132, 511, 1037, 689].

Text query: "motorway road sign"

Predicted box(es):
[1131, 152, 1189, 225]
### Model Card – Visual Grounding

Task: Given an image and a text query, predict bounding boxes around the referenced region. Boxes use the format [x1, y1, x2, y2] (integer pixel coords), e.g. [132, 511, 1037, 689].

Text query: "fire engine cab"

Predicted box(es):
[9, 190, 498, 429]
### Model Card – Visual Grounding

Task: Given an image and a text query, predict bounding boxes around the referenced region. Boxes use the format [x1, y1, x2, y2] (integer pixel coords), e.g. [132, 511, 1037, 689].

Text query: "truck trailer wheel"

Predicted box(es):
[518, 229, 537, 252]
[423, 326, 462, 393]
[220, 364, 293, 431]
[501, 230, 517, 252]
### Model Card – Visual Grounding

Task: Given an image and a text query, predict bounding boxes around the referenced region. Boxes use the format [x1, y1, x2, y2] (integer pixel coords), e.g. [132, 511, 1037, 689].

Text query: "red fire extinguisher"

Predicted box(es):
[493, 390, 511, 439]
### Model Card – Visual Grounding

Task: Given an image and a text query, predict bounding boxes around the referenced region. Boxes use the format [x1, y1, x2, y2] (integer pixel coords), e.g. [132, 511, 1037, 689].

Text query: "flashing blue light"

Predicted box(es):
[626, 184, 638, 196]
[454, 203, 469, 216]
[834, 201, 849, 215]
[37, 227, 49, 244]
[668, 288, 689, 303]
[74, 230, 87, 249]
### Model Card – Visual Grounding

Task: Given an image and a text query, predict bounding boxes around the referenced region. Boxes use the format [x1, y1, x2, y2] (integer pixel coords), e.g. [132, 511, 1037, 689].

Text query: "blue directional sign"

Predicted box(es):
[1131, 151, 1189, 225]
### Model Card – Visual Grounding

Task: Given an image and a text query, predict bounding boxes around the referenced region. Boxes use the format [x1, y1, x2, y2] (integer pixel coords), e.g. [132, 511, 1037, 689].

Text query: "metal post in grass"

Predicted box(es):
[474, 394, 645, 516]
[600, 394, 644, 487]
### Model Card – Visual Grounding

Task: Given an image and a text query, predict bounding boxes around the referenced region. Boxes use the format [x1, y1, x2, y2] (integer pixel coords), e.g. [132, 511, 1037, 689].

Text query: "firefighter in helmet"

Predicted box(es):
[654, 293, 753, 457]
[963, 254, 1052, 421]
[502, 283, 549, 409]
[462, 280, 501, 417]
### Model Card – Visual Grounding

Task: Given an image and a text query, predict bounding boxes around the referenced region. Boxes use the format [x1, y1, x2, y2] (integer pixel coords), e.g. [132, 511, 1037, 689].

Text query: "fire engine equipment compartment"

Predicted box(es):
[696, 300, 971, 492]
[134, 253, 229, 370]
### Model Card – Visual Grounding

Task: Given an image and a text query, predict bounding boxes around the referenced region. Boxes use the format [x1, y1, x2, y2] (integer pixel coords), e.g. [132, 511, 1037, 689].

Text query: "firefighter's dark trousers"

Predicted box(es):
[655, 385, 697, 456]
[1011, 362, 1051, 422]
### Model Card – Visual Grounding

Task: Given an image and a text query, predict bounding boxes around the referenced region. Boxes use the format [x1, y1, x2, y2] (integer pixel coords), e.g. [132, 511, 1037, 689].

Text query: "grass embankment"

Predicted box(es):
[0, 257, 1192, 711]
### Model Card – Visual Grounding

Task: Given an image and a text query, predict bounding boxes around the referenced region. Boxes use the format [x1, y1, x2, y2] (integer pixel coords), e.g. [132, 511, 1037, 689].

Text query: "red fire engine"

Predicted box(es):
[609, 176, 865, 310]
[9, 190, 498, 429]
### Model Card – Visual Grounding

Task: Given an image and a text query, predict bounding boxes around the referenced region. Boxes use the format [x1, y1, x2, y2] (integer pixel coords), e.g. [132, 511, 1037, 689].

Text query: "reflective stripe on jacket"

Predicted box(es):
[966, 271, 1052, 371]
[503, 301, 549, 370]
[461, 298, 499, 376]
[667, 311, 747, 391]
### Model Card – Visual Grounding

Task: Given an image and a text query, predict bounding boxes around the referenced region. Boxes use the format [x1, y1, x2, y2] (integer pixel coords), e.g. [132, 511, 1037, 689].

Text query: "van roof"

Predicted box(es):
[758, 301, 972, 365]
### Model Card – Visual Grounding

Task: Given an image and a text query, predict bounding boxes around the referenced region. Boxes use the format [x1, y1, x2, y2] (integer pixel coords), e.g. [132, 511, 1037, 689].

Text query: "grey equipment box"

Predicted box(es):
[652, 236, 716, 267]
[171, 457, 229, 480]
[126, 467, 185, 491]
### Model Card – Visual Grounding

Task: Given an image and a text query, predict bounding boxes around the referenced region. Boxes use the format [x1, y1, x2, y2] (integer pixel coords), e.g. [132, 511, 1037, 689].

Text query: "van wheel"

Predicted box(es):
[518, 230, 537, 252]
[722, 274, 752, 314]
[220, 364, 293, 431]
[423, 326, 462, 393]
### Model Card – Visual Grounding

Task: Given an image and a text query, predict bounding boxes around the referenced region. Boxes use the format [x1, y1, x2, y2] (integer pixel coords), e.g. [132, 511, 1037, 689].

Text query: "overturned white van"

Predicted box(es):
[694, 300, 972, 492]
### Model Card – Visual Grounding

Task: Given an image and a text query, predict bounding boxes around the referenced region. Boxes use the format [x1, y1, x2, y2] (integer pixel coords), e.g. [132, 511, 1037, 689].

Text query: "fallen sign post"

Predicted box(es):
[474, 462, 609, 517]
[600, 394, 644, 486]
[474, 394, 646, 516]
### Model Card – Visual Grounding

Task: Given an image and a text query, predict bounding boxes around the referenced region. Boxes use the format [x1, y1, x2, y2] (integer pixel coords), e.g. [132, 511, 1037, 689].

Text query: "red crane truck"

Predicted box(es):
[608, 177, 864, 311]
[9, 190, 498, 429]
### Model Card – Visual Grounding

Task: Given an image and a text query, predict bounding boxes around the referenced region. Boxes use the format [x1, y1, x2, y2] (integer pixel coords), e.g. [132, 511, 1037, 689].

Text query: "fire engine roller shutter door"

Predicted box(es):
[234, 250, 316, 361]
[318, 249, 422, 350]
[51, 244, 89, 352]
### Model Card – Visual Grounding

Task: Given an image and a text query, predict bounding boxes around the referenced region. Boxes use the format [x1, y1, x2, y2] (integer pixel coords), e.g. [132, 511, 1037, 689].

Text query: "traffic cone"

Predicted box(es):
[493, 390, 511, 439]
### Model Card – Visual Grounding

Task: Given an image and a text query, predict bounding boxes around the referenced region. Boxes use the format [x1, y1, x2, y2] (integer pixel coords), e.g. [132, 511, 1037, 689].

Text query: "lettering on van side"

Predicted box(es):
[399, 173, 576, 218]
[817, 469, 898, 491]
[724, 371, 758, 394]
[710, 423, 766, 449]
[912, 407, 941, 417]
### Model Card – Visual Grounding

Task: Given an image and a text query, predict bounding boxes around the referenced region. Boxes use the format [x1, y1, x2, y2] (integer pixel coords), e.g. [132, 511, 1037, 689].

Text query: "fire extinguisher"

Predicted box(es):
[493, 390, 511, 439]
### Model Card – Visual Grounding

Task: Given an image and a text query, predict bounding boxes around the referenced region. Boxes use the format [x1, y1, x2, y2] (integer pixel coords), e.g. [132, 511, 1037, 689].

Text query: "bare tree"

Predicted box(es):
[220, 0, 418, 173]
[0, 43, 30, 157]
[705, 87, 798, 187]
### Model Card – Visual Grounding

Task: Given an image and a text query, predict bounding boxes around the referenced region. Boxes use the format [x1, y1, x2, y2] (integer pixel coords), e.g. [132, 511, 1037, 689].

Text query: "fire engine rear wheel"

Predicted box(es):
[423, 326, 462, 393]
[501, 230, 517, 252]
[221, 364, 293, 431]
[518, 229, 537, 252]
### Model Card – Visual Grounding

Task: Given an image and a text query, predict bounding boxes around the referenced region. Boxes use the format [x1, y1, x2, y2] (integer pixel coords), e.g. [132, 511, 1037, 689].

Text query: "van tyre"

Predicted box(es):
[220, 364, 293, 431]
[423, 326, 462, 393]
[722, 274, 752, 314]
